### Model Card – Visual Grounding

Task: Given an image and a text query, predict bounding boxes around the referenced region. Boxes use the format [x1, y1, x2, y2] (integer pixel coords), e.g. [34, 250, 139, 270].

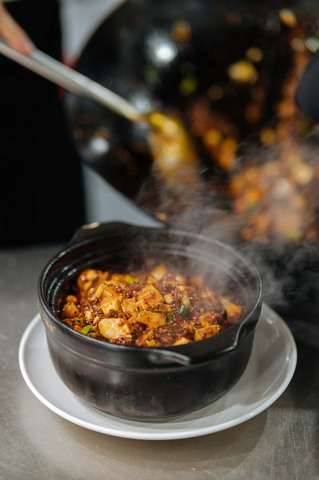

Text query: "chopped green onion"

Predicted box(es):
[166, 314, 173, 323]
[178, 304, 191, 320]
[81, 325, 92, 335]
[125, 274, 138, 283]
[74, 318, 82, 325]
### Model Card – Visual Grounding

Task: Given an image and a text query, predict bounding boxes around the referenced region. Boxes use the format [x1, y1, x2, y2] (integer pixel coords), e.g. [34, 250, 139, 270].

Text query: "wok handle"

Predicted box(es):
[0, 38, 145, 124]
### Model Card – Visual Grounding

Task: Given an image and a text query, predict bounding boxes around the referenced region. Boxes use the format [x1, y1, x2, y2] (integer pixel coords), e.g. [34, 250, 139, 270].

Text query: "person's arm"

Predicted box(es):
[0, 1, 34, 54]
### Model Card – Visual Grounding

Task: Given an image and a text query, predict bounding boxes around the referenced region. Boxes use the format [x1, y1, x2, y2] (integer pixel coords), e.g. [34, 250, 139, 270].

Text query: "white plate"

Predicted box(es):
[19, 304, 297, 441]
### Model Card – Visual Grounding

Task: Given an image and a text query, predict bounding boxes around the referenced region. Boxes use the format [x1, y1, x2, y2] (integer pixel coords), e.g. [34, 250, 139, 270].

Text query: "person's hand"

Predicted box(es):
[0, 2, 35, 54]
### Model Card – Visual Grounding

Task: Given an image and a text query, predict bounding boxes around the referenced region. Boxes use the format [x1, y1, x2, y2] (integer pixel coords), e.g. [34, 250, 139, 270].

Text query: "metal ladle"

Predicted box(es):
[0, 37, 199, 194]
[0, 38, 146, 124]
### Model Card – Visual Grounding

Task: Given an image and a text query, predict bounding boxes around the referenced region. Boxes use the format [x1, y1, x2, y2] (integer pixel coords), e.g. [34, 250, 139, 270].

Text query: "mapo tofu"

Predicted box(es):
[59, 265, 243, 347]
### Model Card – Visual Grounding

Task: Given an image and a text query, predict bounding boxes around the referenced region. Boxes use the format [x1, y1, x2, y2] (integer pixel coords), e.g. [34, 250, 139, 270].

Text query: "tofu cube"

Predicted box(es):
[138, 285, 164, 306]
[136, 311, 166, 329]
[164, 293, 173, 304]
[199, 312, 215, 328]
[194, 325, 221, 341]
[220, 297, 242, 322]
[111, 273, 126, 282]
[174, 274, 185, 284]
[151, 264, 167, 280]
[99, 318, 131, 340]
[137, 330, 158, 346]
[95, 283, 119, 299]
[122, 298, 138, 315]
[100, 297, 122, 316]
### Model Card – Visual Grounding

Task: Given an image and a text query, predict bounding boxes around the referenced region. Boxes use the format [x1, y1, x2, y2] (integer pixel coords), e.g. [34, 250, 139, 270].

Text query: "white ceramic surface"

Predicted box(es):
[19, 304, 297, 440]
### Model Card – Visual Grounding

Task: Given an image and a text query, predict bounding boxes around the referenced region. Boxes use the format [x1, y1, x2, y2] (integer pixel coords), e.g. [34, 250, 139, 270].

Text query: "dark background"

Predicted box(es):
[0, 0, 85, 248]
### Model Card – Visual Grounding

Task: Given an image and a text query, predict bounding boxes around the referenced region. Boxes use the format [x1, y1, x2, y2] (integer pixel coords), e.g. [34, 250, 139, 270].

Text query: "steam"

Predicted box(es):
[135, 115, 319, 311]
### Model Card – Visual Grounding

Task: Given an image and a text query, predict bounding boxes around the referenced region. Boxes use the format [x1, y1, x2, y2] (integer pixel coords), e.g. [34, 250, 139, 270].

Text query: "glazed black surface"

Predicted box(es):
[38, 222, 262, 421]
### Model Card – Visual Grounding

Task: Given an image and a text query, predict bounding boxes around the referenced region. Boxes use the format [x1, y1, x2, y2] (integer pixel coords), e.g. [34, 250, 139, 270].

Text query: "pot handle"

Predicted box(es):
[146, 310, 260, 366]
[146, 349, 199, 367]
[146, 343, 237, 366]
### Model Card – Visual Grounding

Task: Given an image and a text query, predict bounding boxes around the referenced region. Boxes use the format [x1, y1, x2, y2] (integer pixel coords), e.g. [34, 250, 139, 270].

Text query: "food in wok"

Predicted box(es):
[152, 9, 319, 242]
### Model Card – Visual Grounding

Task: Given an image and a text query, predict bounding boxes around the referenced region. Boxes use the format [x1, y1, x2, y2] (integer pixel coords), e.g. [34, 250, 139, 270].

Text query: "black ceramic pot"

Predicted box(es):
[38, 222, 262, 421]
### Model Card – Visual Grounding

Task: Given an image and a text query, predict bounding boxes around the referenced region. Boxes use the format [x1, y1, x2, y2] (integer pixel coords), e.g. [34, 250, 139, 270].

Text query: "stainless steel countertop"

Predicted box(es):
[1, 245, 318, 480]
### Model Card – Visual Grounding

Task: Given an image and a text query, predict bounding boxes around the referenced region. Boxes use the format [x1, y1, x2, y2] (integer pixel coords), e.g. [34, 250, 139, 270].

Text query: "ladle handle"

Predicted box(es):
[0, 38, 145, 124]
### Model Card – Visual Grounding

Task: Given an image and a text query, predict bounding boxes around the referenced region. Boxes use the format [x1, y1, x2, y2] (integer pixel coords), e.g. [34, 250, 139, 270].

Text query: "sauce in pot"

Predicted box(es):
[59, 265, 243, 347]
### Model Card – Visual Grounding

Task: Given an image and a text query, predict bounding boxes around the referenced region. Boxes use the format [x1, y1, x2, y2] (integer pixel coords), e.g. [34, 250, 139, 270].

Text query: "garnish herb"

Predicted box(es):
[166, 314, 173, 323]
[81, 325, 92, 335]
[178, 304, 191, 320]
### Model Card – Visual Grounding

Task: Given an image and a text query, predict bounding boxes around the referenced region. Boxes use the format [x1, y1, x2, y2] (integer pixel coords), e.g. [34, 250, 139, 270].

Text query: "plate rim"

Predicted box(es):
[19, 303, 297, 440]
